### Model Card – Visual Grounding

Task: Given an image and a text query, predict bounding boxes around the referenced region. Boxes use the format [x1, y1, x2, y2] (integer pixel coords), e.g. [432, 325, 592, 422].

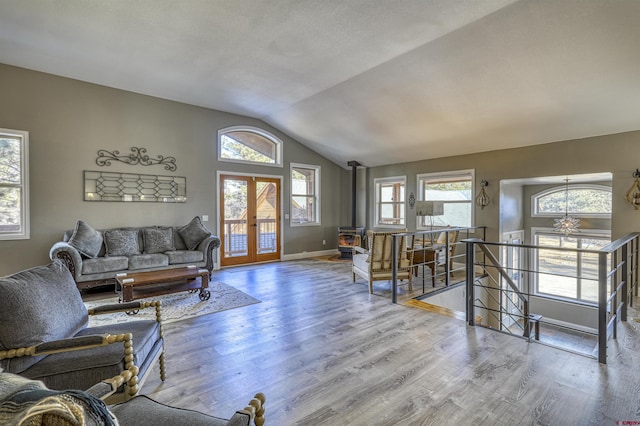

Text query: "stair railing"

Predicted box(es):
[465, 233, 640, 363]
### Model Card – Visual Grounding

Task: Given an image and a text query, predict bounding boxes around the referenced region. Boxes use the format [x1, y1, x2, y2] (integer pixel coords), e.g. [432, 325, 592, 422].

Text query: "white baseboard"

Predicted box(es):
[282, 249, 339, 261]
[540, 317, 597, 335]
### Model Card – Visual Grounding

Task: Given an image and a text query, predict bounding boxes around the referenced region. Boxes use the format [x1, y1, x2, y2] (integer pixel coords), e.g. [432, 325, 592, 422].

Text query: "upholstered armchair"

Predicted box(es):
[435, 229, 460, 275]
[0, 260, 165, 403]
[413, 229, 460, 286]
[352, 230, 415, 294]
[0, 367, 266, 426]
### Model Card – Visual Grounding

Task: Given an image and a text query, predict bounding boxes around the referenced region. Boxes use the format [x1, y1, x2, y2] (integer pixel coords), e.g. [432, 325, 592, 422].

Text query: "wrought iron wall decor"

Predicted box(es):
[408, 192, 416, 209]
[84, 170, 186, 203]
[96, 147, 177, 171]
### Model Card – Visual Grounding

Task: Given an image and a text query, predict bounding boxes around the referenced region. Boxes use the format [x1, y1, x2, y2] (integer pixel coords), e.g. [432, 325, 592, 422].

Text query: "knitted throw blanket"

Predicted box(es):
[0, 372, 117, 426]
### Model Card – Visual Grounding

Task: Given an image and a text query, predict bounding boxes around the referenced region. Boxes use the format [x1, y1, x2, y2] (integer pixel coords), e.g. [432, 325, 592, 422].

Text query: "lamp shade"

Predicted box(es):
[415, 200, 444, 216]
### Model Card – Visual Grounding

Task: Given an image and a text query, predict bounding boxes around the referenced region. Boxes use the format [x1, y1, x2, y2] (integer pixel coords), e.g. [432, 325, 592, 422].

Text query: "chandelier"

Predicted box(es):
[554, 178, 580, 235]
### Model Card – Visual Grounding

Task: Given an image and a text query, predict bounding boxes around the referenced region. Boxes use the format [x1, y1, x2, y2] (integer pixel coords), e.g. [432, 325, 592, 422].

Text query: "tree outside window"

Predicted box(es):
[218, 126, 282, 167]
[533, 185, 611, 216]
[291, 164, 320, 226]
[0, 128, 29, 240]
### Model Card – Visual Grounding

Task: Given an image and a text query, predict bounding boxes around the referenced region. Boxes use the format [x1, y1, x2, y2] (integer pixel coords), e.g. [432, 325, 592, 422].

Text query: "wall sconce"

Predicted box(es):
[625, 169, 640, 210]
[475, 180, 490, 209]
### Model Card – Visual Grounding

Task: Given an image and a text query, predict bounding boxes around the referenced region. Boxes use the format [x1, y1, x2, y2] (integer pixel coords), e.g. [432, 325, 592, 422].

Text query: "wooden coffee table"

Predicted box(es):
[115, 266, 211, 303]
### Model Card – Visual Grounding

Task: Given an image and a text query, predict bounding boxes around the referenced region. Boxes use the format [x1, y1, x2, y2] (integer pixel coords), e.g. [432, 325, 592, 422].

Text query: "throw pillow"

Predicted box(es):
[0, 260, 88, 374]
[143, 227, 175, 254]
[68, 220, 103, 258]
[178, 216, 211, 250]
[104, 229, 140, 257]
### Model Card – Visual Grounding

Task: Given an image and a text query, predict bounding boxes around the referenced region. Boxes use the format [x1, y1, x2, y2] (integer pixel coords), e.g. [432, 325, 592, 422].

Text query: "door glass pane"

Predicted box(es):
[537, 234, 578, 299]
[223, 179, 247, 257]
[0, 187, 21, 232]
[0, 137, 21, 184]
[256, 181, 277, 254]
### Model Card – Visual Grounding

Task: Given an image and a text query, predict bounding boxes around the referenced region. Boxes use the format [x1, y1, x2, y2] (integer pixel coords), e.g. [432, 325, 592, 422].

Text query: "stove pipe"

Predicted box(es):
[347, 161, 361, 227]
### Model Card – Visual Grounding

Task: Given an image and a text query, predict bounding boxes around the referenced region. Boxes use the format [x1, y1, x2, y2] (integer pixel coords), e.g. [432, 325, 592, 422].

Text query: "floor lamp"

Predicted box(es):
[415, 200, 444, 244]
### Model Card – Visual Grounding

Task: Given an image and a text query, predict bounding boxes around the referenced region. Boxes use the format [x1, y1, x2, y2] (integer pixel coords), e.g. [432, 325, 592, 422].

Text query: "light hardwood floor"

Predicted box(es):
[140, 259, 640, 425]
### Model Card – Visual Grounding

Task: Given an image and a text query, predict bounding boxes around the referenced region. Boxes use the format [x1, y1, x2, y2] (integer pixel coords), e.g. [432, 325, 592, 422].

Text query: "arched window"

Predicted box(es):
[218, 126, 282, 167]
[532, 184, 611, 217]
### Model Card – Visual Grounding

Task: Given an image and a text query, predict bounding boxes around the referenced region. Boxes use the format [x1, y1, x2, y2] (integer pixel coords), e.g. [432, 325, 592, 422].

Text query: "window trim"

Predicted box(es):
[531, 184, 612, 218]
[531, 226, 610, 305]
[0, 128, 29, 240]
[416, 169, 475, 230]
[374, 175, 406, 229]
[290, 162, 321, 227]
[217, 125, 283, 168]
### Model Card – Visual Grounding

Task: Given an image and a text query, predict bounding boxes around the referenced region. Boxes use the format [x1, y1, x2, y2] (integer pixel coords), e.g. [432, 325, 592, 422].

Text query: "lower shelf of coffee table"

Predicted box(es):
[116, 269, 210, 302]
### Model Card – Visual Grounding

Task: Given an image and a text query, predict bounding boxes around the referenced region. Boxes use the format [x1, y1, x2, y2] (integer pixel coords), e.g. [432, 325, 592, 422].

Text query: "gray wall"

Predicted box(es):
[499, 181, 524, 235]
[366, 132, 640, 242]
[0, 64, 348, 276]
[368, 136, 636, 329]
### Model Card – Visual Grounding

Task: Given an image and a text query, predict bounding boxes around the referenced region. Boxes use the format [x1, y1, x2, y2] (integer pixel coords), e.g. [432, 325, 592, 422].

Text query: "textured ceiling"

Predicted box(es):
[1, 0, 639, 168]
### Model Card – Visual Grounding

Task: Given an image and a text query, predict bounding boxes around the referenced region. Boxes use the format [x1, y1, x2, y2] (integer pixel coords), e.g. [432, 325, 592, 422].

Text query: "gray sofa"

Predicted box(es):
[50, 217, 221, 291]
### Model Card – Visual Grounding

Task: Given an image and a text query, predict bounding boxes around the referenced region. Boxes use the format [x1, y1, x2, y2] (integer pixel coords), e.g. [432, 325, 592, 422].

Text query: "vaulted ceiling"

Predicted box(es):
[1, 0, 639, 168]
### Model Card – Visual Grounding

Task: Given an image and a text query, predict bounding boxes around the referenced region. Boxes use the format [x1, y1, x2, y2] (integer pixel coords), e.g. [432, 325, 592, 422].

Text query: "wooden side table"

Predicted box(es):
[412, 244, 444, 286]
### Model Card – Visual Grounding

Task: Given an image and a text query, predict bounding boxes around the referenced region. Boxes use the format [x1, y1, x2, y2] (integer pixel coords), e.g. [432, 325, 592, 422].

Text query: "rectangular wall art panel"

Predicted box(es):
[83, 170, 186, 202]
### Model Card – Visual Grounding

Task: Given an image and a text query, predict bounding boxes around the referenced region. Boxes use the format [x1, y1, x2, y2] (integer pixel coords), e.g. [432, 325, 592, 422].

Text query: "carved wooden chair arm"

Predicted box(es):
[88, 300, 163, 323]
[238, 392, 266, 426]
[85, 366, 140, 401]
[0, 333, 134, 360]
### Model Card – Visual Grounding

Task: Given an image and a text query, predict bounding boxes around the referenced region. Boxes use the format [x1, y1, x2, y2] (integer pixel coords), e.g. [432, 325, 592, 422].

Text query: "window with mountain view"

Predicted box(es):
[533, 185, 612, 216]
[417, 170, 474, 228]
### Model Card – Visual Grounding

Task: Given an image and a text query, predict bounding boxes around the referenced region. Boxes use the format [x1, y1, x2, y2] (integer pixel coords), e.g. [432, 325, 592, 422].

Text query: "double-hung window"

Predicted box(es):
[0, 128, 29, 240]
[291, 163, 320, 226]
[374, 176, 405, 227]
[533, 229, 610, 303]
[417, 170, 473, 229]
[531, 184, 612, 303]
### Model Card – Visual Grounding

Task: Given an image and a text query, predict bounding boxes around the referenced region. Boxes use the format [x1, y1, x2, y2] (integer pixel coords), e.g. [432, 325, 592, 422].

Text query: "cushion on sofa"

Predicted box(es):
[173, 228, 188, 250]
[68, 220, 103, 258]
[166, 250, 204, 264]
[0, 261, 88, 374]
[104, 229, 140, 257]
[178, 217, 211, 250]
[128, 254, 169, 270]
[81, 256, 129, 275]
[143, 227, 175, 254]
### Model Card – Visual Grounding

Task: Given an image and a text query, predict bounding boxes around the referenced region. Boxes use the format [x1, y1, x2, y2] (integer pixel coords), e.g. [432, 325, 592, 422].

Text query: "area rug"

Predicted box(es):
[85, 281, 260, 326]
